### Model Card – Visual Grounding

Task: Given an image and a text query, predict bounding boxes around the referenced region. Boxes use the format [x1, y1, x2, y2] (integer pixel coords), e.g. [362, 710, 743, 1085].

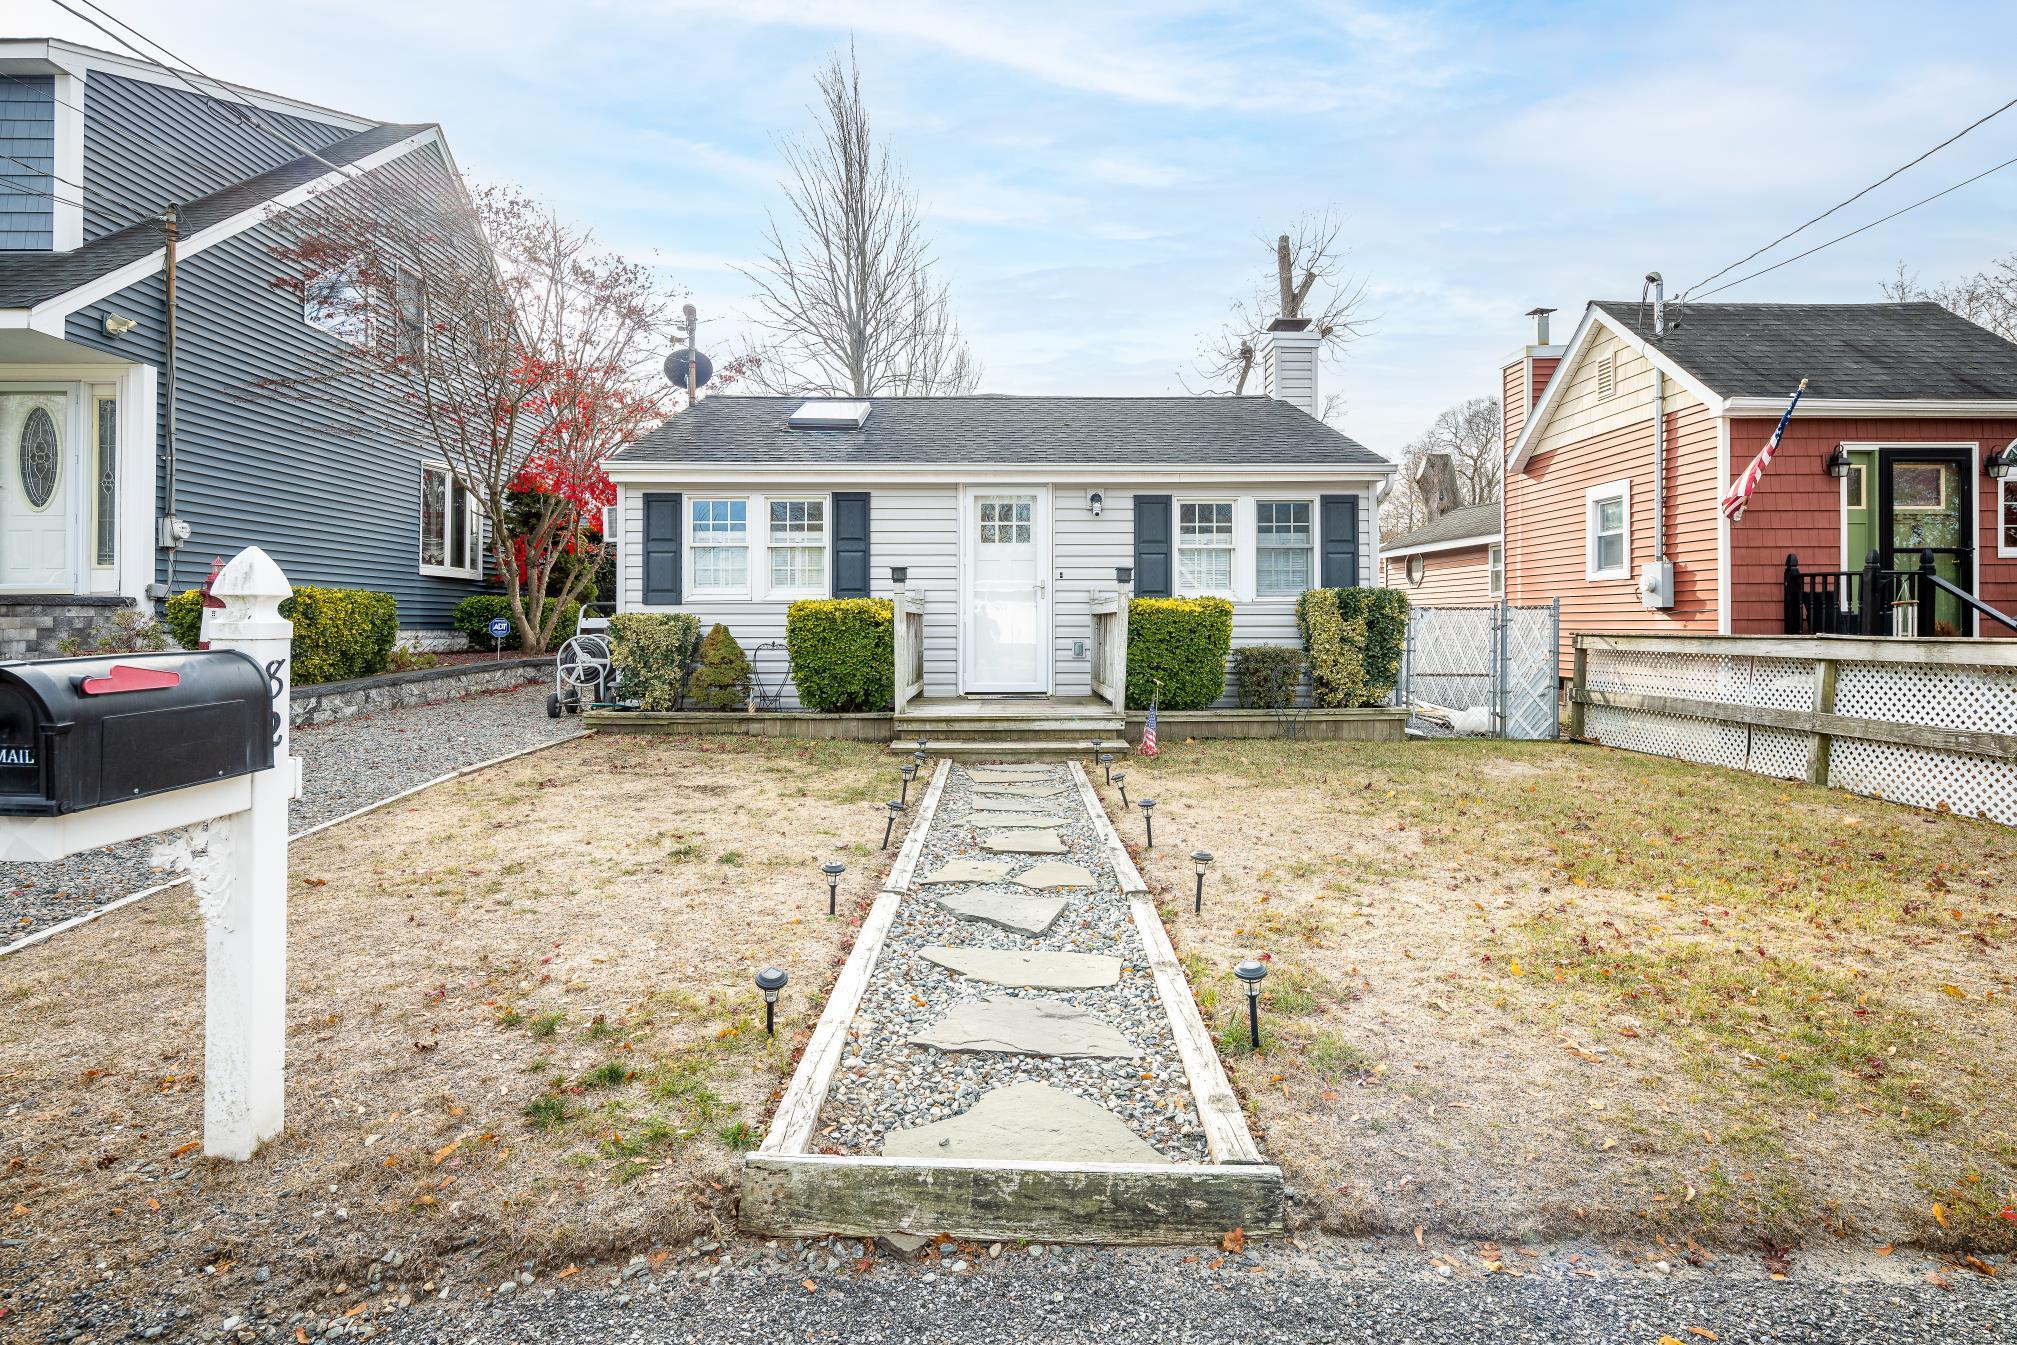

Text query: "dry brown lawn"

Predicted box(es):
[1109, 735, 2017, 1260]
[0, 733, 900, 1338]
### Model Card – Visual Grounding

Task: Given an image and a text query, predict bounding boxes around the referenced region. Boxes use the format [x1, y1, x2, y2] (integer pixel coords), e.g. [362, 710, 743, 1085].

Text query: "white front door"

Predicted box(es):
[0, 391, 74, 592]
[963, 489, 1049, 692]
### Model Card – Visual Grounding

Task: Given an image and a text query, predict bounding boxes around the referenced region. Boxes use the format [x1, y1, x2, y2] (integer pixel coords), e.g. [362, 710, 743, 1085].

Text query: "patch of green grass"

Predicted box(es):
[718, 1120, 760, 1151]
[522, 1095, 568, 1131]
[580, 1059, 630, 1089]
[528, 1012, 563, 1038]
[585, 1014, 618, 1040]
[717, 850, 744, 867]
[1306, 1030, 1378, 1082]
[495, 1007, 521, 1028]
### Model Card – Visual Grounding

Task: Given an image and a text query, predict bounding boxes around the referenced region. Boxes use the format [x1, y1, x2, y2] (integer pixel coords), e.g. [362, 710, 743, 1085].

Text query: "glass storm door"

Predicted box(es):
[0, 391, 73, 592]
[1879, 449, 1973, 636]
[965, 491, 1047, 692]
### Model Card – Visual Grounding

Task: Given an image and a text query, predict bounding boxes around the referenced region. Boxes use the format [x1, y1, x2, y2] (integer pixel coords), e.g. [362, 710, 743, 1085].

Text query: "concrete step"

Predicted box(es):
[895, 717, 1125, 736]
[888, 738, 1124, 759]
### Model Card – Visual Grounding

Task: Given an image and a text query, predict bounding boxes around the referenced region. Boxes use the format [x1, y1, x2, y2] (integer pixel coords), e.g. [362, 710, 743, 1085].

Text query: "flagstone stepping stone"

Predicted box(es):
[960, 794, 1063, 813]
[920, 946, 1122, 989]
[911, 994, 1135, 1058]
[972, 782, 1071, 798]
[964, 811, 1073, 830]
[881, 1081, 1166, 1163]
[932, 891, 1067, 936]
[980, 828, 1066, 854]
[919, 858, 1016, 885]
[1010, 860, 1096, 890]
[964, 768, 1059, 783]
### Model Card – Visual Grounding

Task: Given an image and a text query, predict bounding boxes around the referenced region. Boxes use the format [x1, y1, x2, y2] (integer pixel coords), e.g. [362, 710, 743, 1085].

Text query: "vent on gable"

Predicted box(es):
[1595, 352, 1617, 401]
[788, 399, 872, 429]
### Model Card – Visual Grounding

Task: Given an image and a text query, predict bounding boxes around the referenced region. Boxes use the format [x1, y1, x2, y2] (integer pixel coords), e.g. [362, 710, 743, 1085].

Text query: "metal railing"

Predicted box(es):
[1783, 550, 2017, 637]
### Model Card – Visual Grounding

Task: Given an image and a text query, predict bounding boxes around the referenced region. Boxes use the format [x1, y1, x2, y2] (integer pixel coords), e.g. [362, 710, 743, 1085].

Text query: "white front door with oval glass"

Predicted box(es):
[963, 489, 1049, 692]
[0, 391, 74, 592]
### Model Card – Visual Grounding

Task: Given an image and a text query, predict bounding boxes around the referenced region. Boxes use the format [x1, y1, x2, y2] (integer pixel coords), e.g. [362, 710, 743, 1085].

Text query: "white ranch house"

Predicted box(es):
[602, 322, 1393, 723]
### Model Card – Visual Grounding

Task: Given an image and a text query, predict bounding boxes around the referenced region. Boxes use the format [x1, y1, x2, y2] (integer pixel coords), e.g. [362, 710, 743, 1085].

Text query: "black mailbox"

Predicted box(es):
[0, 651, 275, 816]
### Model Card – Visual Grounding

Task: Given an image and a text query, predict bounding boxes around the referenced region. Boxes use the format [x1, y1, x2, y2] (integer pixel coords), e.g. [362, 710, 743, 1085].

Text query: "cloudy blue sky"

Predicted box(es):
[31, 0, 2017, 453]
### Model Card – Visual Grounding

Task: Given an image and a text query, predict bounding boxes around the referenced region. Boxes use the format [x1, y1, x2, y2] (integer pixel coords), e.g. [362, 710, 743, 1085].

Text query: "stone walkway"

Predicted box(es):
[815, 761, 1208, 1163]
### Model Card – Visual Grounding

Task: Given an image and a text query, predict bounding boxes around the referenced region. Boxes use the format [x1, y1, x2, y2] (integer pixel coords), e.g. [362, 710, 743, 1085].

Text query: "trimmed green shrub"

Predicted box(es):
[1336, 587, 1408, 703]
[1297, 591, 1367, 709]
[1126, 597, 1233, 711]
[452, 593, 581, 651]
[167, 584, 396, 685]
[609, 612, 703, 710]
[1232, 645, 1303, 710]
[785, 598, 893, 712]
[687, 622, 752, 711]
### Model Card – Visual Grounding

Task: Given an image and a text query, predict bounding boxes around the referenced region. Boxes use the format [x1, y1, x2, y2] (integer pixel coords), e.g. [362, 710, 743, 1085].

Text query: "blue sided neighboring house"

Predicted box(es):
[0, 38, 490, 658]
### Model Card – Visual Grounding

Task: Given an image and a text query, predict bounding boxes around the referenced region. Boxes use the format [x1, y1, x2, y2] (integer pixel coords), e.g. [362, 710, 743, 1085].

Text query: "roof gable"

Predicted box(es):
[1383, 501, 1500, 555]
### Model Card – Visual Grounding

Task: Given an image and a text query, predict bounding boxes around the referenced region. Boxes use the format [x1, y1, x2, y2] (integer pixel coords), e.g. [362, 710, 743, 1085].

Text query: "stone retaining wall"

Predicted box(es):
[0, 596, 136, 661]
[290, 657, 547, 727]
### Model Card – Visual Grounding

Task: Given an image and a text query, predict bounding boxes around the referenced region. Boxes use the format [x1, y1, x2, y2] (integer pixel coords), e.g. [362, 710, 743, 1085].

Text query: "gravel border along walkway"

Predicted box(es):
[815, 760, 1208, 1161]
[2, 682, 585, 946]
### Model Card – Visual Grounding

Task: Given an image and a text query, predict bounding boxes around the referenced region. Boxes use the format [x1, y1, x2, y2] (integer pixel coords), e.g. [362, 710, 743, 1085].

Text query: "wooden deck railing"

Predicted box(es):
[891, 572, 926, 714]
[1088, 579, 1131, 716]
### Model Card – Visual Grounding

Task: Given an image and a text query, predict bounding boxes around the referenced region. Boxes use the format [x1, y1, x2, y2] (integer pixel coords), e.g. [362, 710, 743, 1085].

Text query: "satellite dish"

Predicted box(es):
[664, 348, 714, 390]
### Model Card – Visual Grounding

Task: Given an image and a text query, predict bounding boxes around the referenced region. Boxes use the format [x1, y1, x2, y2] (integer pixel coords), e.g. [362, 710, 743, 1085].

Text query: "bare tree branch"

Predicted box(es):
[1378, 395, 1502, 539]
[1883, 255, 2017, 341]
[1189, 209, 1372, 403]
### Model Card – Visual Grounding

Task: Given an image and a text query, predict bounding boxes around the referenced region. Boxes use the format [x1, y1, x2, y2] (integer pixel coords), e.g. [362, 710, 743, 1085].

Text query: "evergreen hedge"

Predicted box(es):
[1125, 597, 1233, 711]
[452, 594, 581, 651]
[609, 612, 702, 710]
[785, 598, 894, 712]
[687, 622, 752, 711]
[1232, 644, 1303, 710]
[167, 585, 397, 686]
[1294, 587, 1407, 707]
[1336, 587, 1409, 702]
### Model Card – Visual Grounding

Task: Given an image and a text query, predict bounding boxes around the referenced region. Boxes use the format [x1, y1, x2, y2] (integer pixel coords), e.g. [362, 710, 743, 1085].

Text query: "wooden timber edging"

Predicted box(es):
[583, 709, 892, 740]
[1121, 707, 1407, 742]
[757, 758, 951, 1159]
[587, 706, 1407, 742]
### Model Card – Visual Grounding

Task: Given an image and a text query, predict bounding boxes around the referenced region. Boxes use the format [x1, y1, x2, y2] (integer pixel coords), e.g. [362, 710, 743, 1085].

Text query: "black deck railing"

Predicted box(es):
[1784, 550, 2017, 636]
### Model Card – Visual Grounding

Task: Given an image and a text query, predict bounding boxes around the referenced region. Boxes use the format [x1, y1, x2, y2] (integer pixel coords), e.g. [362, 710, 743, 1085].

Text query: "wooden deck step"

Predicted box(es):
[887, 738, 1125, 760]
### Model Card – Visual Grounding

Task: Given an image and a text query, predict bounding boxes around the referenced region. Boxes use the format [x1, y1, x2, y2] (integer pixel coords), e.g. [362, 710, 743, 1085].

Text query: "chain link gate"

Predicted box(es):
[1398, 600, 1560, 740]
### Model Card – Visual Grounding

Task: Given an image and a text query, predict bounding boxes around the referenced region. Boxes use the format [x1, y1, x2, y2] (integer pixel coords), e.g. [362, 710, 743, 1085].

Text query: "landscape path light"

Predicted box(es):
[1191, 850, 1213, 914]
[1234, 959, 1267, 1050]
[821, 860, 845, 916]
[899, 760, 918, 807]
[1138, 797, 1156, 848]
[1113, 772, 1127, 808]
[756, 967, 789, 1036]
[883, 800, 906, 851]
[1099, 751, 1115, 784]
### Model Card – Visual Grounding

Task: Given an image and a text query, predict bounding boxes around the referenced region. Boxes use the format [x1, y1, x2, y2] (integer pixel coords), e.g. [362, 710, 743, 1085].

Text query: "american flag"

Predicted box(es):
[1720, 378, 1808, 522]
[1139, 701, 1158, 757]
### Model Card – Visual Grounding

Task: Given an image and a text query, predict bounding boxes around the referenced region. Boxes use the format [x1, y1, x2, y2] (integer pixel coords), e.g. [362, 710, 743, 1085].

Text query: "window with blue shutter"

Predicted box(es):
[643, 492, 683, 604]
[1319, 494, 1360, 588]
[830, 491, 871, 598]
[1133, 494, 1172, 597]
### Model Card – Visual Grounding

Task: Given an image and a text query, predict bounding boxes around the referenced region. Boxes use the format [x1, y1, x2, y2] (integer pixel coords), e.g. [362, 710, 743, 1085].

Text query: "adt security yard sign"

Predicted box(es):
[488, 617, 511, 640]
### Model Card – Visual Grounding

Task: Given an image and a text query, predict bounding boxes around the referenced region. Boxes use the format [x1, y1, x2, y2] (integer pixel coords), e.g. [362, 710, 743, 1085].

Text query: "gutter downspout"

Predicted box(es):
[1644, 272, 1668, 568]
[161, 203, 181, 599]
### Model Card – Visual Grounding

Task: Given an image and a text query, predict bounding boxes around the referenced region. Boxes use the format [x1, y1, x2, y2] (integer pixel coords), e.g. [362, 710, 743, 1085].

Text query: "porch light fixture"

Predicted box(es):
[1987, 440, 2017, 482]
[1113, 772, 1127, 807]
[899, 760, 918, 806]
[1191, 850, 1213, 914]
[1098, 752, 1115, 784]
[821, 860, 845, 916]
[1825, 445, 1852, 480]
[890, 565, 909, 585]
[1138, 797, 1156, 848]
[1234, 960, 1267, 1050]
[102, 312, 137, 337]
[755, 966, 789, 1036]
[1115, 566, 1133, 587]
[882, 800, 905, 850]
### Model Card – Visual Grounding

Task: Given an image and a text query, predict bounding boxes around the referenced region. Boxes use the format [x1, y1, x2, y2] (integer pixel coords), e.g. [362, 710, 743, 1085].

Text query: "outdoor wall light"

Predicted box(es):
[890, 565, 909, 585]
[821, 860, 845, 916]
[1115, 566, 1133, 587]
[1234, 960, 1267, 1050]
[899, 760, 918, 806]
[883, 800, 906, 850]
[1987, 441, 2017, 482]
[1138, 797, 1157, 848]
[102, 312, 138, 337]
[755, 966, 789, 1036]
[1191, 850, 1213, 914]
[1825, 445, 1852, 480]
[1088, 490, 1104, 517]
[1113, 772, 1127, 807]
[1099, 751, 1115, 784]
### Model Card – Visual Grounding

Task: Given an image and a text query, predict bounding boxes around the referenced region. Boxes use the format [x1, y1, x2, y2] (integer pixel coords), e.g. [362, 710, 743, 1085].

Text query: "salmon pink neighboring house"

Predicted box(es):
[1379, 501, 1501, 605]
[1501, 296, 2017, 673]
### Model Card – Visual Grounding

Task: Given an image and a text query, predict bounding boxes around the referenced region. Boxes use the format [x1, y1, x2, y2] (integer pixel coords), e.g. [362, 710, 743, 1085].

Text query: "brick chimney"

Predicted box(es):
[1257, 317, 1322, 419]
[1502, 307, 1563, 455]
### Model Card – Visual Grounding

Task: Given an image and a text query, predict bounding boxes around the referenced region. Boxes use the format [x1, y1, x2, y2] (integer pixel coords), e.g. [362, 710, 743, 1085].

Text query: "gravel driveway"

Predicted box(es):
[2, 682, 583, 943]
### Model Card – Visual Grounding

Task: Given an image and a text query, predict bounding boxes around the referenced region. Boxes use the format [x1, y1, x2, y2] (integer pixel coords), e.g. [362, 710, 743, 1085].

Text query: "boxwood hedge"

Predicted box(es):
[1126, 597, 1233, 711]
[452, 593, 581, 651]
[785, 598, 894, 712]
[166, 584, 398, 686]
[1232, 644, 1304, 710]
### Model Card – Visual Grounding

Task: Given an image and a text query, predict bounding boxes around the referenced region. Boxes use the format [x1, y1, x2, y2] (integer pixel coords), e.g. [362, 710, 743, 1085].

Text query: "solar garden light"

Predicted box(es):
[821, 860, 845, 916]
[1234, 959, 1267, 1050]
[899, 760, 918, 806]
[1138, 797, 1157, 848]
[1113, 772, 1127, 807]
[756, 966, 789, 1036]
[1098, 751, 1115, 784]
[1191, 850, 1213, 914]
[882, 800, 906, 850]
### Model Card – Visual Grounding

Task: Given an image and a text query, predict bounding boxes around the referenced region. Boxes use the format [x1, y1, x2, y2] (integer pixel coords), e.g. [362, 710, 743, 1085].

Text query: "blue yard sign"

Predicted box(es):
[487, 617, 511, 640]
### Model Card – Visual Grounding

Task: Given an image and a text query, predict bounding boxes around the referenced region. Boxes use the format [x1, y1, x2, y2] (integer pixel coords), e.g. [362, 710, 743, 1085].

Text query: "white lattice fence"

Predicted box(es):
[1571, 635, 2017, 825]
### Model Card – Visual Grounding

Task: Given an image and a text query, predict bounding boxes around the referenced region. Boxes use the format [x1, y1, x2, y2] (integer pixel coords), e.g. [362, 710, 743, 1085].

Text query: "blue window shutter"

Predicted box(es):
[1320, 494, 1360, 588]
[1134, 495, 1172, 597]
[831, 491, 870, 598]
[643, 492, 682, 604]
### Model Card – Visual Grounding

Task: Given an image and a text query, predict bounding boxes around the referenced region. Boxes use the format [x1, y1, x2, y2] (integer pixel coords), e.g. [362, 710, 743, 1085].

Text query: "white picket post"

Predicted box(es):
[189, 547, 296, 1160]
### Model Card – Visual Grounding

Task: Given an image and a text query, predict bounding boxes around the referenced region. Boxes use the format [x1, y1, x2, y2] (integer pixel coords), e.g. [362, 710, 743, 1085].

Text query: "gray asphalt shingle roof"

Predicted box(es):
[1592, 300, 2017, 401]
[612, 395, 1389, 468]
[1385, 501, 1499, 552]
[0, 121, 432, 310]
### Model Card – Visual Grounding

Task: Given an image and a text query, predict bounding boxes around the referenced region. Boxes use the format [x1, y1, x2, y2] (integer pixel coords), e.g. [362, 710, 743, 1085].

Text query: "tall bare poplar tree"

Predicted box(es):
[742, 48, 981, 396]
[1192, 210, 1372, 402]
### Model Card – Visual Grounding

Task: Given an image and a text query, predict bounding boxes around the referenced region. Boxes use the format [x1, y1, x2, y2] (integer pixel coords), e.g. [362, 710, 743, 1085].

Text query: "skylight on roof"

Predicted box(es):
[788, 399, 872, 429]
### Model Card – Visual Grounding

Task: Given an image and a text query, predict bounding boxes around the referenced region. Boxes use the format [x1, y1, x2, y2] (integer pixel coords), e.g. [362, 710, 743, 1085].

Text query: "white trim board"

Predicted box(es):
[0, 39, 377, 131]
[605, 461, 1394, 486]
[1381, 530, 1502, 560]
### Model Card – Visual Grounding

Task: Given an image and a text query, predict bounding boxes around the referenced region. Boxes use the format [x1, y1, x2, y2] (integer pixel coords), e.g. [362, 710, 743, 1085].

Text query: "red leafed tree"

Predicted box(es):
[262, 174, 735, 651]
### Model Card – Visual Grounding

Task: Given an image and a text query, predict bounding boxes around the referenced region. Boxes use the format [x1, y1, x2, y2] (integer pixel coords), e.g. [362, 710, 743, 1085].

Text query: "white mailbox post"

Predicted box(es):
[0, 546, 299, 1160]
